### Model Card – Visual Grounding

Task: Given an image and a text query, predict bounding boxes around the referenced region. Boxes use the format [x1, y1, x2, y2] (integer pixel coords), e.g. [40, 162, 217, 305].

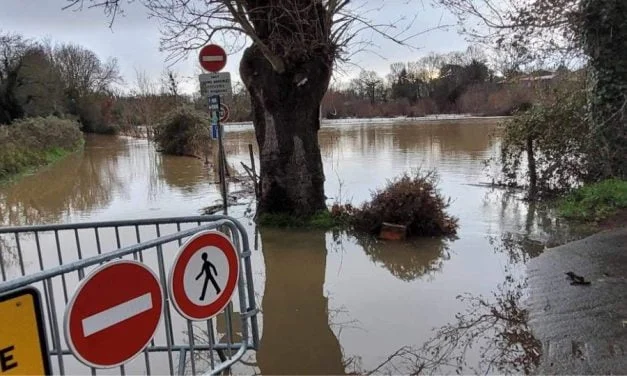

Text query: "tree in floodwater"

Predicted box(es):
[437, 0, 627, 184]
[67, 0, 420, 217]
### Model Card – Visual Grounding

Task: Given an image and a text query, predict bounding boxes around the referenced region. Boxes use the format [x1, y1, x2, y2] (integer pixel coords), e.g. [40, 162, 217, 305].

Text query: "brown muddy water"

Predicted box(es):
[0, 119, 586, 375]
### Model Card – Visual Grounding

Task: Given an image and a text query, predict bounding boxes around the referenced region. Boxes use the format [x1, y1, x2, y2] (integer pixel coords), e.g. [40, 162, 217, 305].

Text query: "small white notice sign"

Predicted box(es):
[199, 72, 232, 98]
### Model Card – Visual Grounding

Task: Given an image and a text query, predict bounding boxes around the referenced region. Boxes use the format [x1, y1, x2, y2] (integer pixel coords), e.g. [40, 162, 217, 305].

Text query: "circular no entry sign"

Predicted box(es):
[220, 103, 230, 122]
[168, 231, 239, 321]
[199, 44, 227, 72]
[64, 260, 163, 368]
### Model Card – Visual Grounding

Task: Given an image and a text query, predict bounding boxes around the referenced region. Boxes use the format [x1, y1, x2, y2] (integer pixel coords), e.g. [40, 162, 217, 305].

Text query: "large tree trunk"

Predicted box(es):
[240, 45, 332, 217]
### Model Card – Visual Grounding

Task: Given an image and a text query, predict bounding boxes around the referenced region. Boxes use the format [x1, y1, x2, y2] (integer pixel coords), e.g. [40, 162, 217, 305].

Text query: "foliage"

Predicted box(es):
[75, 94, 119, 134]
[558, 179, 627, 221]
[0, 31, 121, 132]
[153, 106, 212, 158]
[498, 81, 590, 194]
[579, 0, 627, 180]
[321, 47, 568, 119]
[350, 171, 458, 237]
[436, 0, 581, 60]
[0, 116, 83, 180]
[438, 0, 627, 185]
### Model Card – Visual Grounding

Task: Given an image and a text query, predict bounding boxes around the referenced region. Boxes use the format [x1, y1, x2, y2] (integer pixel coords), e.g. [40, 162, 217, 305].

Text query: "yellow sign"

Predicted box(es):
[0, 287, 50, 375]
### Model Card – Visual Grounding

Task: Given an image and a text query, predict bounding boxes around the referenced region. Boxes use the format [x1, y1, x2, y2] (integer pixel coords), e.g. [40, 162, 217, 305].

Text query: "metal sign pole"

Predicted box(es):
[210, 94, 228, 215]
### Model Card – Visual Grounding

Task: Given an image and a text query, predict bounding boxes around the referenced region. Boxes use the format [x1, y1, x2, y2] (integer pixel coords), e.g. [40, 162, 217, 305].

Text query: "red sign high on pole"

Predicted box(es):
[64, 260, 163, 368]
[199, 44, 227, 72]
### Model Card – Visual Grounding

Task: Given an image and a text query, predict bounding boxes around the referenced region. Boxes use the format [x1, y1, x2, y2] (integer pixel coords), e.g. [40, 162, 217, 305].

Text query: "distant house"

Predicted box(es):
[513, 74, 557, 87]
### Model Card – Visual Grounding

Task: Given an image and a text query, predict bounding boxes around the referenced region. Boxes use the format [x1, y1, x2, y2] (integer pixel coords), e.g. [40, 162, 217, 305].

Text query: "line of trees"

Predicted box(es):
[2, 28, 575, 132]
[0, 31, 123, 132]
[321, 47, 577, 119]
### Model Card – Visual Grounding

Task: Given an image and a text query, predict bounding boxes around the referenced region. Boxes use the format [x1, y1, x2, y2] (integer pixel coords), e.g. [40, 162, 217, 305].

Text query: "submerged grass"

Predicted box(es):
[258, 210, 344, 230]
[558, 179, 627, 221]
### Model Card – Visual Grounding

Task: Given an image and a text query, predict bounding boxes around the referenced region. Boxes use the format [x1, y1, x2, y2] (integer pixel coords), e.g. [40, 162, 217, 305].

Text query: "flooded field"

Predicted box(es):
[0, 119, 586, 374]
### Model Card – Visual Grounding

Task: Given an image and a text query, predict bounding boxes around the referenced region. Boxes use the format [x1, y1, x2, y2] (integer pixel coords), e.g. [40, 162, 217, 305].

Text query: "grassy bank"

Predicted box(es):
[0, 117, 84, 181]
[559, 179, 627, 222]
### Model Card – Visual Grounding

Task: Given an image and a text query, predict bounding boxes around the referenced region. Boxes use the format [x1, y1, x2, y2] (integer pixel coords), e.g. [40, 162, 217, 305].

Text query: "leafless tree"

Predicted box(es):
[435, 0, 581, 60]
[63, 0, 438, 216]
[52, 43, 122, 98]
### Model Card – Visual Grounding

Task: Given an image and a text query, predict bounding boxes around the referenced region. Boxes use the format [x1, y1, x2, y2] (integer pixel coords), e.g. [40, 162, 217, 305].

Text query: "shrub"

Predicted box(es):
[75, 95, 119, 134]
[154, 106, 212, 158]
[350, 171, 458, 237]
[498, 83, 591, 195]
[0, 116, 83, 179]
[559, 179, 627, 221]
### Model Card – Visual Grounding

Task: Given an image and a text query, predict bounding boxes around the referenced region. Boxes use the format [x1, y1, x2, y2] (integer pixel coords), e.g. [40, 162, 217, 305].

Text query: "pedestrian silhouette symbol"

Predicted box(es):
[195, 252, 221, 300]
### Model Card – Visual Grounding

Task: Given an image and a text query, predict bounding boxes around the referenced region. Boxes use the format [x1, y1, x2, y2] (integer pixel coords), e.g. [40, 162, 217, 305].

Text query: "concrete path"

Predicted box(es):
[525, 227, 627, 374]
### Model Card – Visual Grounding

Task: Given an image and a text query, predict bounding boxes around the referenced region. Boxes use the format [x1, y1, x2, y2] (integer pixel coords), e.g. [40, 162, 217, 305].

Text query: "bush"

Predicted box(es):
[0, 116, 83, 179]
[558, 179, 627, 221]
[498, 83, 591, 195]
[350, 171, 458, 237]
[154, 106, 212, 158]
[75, 95, 119, 134]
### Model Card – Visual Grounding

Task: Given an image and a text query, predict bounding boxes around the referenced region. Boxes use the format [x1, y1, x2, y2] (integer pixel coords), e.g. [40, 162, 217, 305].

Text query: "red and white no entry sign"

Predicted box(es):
[64, 260, 163, 368]
[220, 103, 230, 122]
[199, 44, 227, 72]
[168, 231, 239, 321]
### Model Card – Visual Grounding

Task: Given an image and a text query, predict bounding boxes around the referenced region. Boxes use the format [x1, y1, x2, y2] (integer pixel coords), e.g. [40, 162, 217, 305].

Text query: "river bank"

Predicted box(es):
[526, 223, 627, 374]
[0, 117, 84, 183]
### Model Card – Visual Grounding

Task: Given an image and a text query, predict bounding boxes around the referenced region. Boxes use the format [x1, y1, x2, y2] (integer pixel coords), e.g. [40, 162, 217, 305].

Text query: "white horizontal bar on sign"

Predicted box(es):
[82, 293, 153, 336]
[202, 56, 225, 62]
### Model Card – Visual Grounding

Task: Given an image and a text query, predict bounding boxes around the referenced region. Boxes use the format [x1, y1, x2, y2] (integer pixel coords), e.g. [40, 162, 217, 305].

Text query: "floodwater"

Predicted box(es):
[0, 119, 585, 375]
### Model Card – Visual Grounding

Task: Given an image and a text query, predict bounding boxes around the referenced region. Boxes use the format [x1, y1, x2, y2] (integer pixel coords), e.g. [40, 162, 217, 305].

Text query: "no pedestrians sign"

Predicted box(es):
[168, 231, 239, 321]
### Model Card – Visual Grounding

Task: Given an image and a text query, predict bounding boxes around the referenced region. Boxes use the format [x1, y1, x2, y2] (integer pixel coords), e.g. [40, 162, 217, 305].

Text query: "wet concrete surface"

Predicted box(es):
[526, 227, 627, 374]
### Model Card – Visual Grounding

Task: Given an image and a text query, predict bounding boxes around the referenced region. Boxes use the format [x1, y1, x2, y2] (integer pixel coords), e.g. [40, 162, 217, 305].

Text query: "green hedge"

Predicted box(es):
[0, 116, 84, 180]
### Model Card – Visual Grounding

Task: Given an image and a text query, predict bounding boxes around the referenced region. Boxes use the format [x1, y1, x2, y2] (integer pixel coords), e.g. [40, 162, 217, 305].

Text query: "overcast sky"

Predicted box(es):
[1, 0, 469, 94]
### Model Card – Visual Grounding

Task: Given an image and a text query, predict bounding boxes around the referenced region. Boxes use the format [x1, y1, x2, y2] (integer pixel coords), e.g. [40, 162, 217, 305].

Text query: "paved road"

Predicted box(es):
[525, 227, 627, 374]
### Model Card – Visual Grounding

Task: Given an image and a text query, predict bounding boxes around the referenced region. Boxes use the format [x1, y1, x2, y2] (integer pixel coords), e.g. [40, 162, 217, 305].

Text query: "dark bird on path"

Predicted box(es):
[565, 271, 591, 285]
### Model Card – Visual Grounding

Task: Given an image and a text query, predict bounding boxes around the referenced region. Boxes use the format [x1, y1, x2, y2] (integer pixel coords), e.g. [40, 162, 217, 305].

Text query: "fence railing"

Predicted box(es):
[0, 215, 259, 375]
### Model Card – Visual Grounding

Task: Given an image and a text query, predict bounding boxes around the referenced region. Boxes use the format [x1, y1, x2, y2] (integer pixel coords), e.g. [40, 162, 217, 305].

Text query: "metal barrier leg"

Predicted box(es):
[156, 243, 175, 375]
[178, 348, 187, 376]
[46, 278, 65, 375]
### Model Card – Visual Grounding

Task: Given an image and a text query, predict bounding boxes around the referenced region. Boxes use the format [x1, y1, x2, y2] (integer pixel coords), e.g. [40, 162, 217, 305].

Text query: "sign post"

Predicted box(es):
[168, 231, 240, 321]
[210, 95, 228, 214]
[64, 260, 163, 368]
[199, 43, 231, 215]
[0, 287, 51, 375]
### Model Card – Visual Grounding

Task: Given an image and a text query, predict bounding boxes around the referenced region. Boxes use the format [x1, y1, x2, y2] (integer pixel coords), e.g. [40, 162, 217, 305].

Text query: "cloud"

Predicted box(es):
[1, 0, 468, 94]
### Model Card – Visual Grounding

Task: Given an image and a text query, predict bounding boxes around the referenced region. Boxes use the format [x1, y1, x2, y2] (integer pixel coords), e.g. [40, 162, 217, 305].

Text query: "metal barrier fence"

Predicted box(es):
[0, 215, 259, 375]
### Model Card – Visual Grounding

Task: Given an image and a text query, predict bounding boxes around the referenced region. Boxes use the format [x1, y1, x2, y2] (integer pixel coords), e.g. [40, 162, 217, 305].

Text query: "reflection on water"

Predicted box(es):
[416, 235, 544, 375]
[348, 231, 451, 282]
[0, 120, 586, 374]
[257, 229, 345, 375]
[0, 137, 126, 225]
